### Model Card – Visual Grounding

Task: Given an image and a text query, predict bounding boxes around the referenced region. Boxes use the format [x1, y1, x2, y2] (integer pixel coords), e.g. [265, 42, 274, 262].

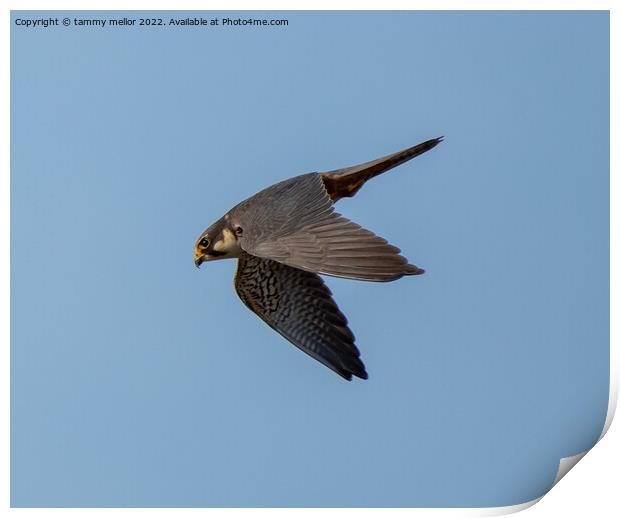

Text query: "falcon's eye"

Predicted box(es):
[199, 237, 210, 249]
[234, 226, 243, 236]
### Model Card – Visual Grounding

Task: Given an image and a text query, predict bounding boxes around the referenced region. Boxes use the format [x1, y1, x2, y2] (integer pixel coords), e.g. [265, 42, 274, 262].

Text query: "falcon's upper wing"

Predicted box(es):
[231, 173, 423, 282]
[320, 137, 443, 201]
[234, 251, 367, 380]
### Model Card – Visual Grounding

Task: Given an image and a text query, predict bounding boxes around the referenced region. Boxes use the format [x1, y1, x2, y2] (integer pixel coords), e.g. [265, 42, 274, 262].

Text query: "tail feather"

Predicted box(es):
[320, 137, 443, 201]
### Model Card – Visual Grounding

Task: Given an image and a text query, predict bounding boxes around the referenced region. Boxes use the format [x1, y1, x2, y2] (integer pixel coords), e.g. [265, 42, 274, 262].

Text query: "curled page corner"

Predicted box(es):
[549, 356, 618, 489]
[474, 448, 599, 516]
[553, 451, 588, 486]
[473, 496, 543, 516]
[476, 365, 617, 517]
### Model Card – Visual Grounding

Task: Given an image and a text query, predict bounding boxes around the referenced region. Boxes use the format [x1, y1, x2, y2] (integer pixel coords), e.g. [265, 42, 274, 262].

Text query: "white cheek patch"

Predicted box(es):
[213, 228, 241, 254]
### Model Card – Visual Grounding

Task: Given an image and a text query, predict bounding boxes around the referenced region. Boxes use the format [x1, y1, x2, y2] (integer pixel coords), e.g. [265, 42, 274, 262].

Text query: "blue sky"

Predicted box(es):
[11, 10, 609, 507]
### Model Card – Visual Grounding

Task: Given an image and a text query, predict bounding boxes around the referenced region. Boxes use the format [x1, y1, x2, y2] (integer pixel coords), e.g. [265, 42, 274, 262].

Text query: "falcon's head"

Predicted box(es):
[194, 215, 243, 267]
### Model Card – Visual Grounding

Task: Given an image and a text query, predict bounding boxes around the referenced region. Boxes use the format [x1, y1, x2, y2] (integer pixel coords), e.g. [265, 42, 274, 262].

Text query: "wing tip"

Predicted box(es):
[428, 136, 444, 148]
[339, 369, 369, 381]
[356, 369, 369, 380]
[411, 136, 444, 155]
[337, 362, 368, 381]
[405, 264, 425, 276]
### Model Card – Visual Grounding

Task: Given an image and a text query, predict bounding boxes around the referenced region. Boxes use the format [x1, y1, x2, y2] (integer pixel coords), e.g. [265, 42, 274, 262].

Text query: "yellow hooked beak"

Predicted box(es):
[194, 248, 206, 268]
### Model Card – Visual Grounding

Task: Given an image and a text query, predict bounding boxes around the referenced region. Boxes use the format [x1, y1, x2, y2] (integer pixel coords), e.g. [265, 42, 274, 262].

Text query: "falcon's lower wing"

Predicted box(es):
[234, 251, 367, 381]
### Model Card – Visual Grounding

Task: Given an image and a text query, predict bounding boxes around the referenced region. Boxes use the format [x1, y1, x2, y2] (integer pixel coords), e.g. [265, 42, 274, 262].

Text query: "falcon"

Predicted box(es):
[194, 137, 442, 380]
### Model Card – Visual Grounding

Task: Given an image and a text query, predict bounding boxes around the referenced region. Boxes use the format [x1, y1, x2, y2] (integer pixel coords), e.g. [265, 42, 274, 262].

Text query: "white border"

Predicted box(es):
[3, 1, 616, 515]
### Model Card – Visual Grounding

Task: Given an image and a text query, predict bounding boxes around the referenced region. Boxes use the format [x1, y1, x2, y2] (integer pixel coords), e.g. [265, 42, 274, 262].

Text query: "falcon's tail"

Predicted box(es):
[320, 137, 443, 202]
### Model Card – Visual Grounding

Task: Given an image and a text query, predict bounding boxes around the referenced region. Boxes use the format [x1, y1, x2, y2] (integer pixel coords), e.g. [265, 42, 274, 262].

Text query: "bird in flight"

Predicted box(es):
[194, 137, 442, 381]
